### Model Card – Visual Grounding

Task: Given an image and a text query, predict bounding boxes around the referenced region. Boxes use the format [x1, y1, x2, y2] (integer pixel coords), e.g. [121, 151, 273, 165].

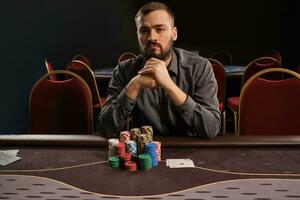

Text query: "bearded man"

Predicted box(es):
[98, 2, 221, 138]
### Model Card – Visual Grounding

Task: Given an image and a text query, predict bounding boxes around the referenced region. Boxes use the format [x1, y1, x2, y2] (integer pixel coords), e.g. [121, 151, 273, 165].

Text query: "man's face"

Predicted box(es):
[136, 10, 177, 61]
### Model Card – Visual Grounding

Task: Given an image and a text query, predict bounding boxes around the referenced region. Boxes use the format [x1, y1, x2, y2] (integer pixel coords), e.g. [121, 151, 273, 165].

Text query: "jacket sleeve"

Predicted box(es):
[97, 66, 136, 138]
[176, 60, 221, 138]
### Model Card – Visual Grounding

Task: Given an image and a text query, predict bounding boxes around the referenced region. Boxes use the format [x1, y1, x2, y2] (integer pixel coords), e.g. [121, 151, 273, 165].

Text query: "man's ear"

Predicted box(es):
[172, 27, 178, 41]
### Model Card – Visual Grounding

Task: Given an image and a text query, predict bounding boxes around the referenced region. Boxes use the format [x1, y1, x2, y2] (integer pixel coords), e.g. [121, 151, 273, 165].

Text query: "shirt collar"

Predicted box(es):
[167, 50, 178, 76]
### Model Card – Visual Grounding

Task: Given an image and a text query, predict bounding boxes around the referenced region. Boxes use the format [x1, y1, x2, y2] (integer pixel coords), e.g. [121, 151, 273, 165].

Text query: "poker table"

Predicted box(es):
[1, 134, 300, 200]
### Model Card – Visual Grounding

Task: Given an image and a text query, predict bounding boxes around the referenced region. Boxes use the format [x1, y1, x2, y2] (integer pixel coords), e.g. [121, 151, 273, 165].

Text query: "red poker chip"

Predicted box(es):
[124, 161, 137, 171]
[115, 143, 126, 155]
[120, 152, 131, 161]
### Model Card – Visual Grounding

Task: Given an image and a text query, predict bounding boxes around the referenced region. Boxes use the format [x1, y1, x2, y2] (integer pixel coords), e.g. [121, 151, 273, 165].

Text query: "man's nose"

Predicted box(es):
[148, 30, 158, 42]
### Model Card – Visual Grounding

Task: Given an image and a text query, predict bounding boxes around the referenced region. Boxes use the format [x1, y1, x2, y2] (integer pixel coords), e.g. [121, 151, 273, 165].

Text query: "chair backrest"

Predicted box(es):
[29, 70, 93, 134]
[208, 58, 226, 109]
[118, 52, 136, 63]
[67, 60, 102, 108]
[211, 50, 233, 66]
[263, 50, 282, 64]
[72, 54, 92, 69]
[296, 65, 300, 74]
[44, 59, 58, 81]
[242, 56, 282, 84]
[238, 68, 300, 135]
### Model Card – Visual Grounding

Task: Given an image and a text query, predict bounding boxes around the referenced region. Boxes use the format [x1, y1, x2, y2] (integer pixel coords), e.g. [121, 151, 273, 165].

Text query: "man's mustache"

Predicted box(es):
[145, 39, 162, 49]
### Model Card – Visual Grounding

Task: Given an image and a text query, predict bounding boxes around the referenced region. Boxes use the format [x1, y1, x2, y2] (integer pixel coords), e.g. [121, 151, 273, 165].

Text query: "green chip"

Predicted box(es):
[108, 156, 120, 168]
[139, 154, 152, 171]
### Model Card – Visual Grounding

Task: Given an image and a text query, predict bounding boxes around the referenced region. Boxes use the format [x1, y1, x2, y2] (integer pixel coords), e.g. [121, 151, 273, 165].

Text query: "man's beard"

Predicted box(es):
[140, 39, 173, 61]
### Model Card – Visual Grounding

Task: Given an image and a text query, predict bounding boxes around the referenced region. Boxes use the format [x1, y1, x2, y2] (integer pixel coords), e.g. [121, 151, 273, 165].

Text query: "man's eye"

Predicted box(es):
[156, 28, 165, 33]
[140, 29, 149, 34]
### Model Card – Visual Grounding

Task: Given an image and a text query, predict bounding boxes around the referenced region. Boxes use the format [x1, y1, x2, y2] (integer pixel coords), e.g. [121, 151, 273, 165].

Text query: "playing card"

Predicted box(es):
[169, 159, 195, 168]
[1, 150, 19, 156]
[166, 159, 195, 168]
[0, 150, 21, 166]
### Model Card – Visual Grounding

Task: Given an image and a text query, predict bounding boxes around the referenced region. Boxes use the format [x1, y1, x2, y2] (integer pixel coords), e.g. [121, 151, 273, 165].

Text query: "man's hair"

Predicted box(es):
[135, 2, 175, 27]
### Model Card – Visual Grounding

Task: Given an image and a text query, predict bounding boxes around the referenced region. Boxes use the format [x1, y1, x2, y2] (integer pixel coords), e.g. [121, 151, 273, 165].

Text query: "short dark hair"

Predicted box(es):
[135, 2, 175, 26]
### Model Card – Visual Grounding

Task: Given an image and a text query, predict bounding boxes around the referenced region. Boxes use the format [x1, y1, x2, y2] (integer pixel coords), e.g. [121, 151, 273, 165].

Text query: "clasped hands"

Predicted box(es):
[126, 57, 187, 106]
[135, 57, 173, 90]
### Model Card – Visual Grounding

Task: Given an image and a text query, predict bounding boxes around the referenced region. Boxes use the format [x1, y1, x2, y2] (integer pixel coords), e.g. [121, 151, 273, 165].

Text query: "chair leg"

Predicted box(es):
[222, 110, 226, 136]
[233, 111, 238, 136]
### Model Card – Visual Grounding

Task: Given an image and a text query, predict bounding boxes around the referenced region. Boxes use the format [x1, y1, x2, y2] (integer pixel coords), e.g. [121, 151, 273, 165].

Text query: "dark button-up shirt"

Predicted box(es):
[98, 48, 221, 138]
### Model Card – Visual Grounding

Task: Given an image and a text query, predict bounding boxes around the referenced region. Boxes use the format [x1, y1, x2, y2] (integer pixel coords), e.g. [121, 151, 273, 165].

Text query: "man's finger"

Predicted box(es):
[138, 68, 154, 75]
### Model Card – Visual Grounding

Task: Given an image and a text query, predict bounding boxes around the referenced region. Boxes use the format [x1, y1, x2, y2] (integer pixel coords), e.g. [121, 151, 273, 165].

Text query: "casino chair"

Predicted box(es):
[67, 59, 105, 107]
[118, 52, 136, 63]
[208, 58, 226, 135]
[238, 68, 300, 135]
[29, 70, 93, 134]
[296, 65, 300, 74]
[227, 57, 281, 135]
[44, 59, 58, 81]
[263, 50, 282, 64]
[72, 54, 92, 69]
[211, 50, 233, 66]
[67, 60, 105, 130]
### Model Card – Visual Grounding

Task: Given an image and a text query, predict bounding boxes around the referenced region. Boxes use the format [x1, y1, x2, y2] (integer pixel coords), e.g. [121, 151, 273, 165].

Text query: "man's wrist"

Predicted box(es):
[164, 81, 187, 106]
[125, 79, 141, 99]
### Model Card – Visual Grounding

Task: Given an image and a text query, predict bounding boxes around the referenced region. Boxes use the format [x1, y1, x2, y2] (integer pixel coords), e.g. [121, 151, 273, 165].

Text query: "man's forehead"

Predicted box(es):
[137, 10, 172, 27]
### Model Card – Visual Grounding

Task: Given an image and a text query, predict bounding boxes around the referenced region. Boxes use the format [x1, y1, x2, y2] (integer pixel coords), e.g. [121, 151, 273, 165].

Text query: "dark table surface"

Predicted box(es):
[1, 135, 300, 199]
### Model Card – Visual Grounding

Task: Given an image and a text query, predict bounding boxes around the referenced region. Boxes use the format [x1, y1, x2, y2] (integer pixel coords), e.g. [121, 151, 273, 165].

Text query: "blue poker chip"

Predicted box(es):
[144, 143, 158, 167]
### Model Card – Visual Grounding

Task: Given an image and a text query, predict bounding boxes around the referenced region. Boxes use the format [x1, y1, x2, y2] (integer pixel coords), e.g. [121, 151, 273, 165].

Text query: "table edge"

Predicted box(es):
[1, 134, 300, 148]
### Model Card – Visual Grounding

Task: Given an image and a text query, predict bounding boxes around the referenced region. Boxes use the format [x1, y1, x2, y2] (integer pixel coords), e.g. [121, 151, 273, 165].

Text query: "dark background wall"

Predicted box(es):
[0, 0, 299, 134]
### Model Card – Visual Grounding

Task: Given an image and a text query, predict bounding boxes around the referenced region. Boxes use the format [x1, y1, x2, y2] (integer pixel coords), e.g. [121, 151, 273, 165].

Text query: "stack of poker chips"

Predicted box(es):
[130, 128, 141, 154]
[113, 143, 137, 171]
[108, 138, 120, 158]
[144, 143, 158, 167]
[125, 140, 137, 157]
[108, 125, 161, 172]
[153, 141, 161, 161]
[108, 156, 120, 168]
[115, 143, 126, 155]
[130, 128, 141, 141]
[137, 134, 151, 154]
[141, 125, 153, 143]
[119, 131, 131, 143]
[119, 152, 131, 169]
[138, 154, 152, 171]
[124, 161, 137, 171]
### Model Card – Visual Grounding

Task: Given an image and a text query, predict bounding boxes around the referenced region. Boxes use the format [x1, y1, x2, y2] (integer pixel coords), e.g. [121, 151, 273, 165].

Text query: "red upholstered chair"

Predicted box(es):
[227, 57, 281, 135]
[208, 58, 226, 135]
[242, 57, 282, 84]
[118, 52, 136, 63]
[67, 60, 105, 131]
[67, 60, 104, 108]
[29, 70, 93, 134]
[211, 50, 233, 66]
[263, 50, 282, 64]
[238, 68, 300, 135]
[296, 65, 300, 74]
[72, 54, 92, 69]
[44, 59, 57, 81]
